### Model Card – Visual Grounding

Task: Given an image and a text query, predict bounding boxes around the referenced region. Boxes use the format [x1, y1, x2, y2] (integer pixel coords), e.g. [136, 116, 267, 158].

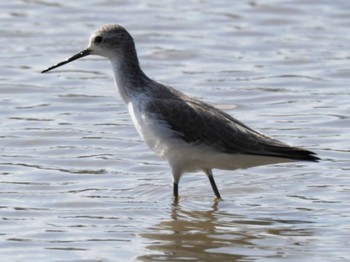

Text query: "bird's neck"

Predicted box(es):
[110, 52, 149, 103]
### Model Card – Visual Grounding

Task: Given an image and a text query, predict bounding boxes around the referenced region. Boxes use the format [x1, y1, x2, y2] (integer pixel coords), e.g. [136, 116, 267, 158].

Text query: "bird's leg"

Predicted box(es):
[172, 170, 181, 201]
[173, 182, 179, 200]
[205, 169, 222, 199]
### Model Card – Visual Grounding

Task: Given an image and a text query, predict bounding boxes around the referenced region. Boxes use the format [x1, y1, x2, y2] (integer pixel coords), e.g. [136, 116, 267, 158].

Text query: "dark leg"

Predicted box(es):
[173, 182, 179, 200]
[205, 170, 222, 199]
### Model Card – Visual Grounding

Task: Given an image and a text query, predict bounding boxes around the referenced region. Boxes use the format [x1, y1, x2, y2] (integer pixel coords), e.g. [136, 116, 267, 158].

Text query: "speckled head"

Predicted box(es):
[41, 24, 137, 73]
[88, 24, 135, 58]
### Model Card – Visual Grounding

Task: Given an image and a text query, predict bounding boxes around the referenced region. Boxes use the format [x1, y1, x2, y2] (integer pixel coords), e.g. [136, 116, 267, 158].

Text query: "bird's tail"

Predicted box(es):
[267, 146, 320, 162]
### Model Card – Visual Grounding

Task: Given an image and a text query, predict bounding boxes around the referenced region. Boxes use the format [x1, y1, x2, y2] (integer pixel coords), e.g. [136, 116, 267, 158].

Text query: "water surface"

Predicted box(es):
[0, 0, 349, 261]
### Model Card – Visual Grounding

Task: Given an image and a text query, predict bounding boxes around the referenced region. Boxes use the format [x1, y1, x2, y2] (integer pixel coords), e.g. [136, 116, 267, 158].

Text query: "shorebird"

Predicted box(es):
[42, 24, 319, 200]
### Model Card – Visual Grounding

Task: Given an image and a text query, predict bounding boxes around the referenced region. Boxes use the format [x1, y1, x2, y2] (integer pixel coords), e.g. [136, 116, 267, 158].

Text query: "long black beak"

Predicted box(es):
[41, 49, 91, 73]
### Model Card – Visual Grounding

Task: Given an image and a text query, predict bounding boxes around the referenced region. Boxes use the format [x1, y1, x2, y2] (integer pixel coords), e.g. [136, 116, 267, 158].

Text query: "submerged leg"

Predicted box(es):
[205, 169, 222, 199]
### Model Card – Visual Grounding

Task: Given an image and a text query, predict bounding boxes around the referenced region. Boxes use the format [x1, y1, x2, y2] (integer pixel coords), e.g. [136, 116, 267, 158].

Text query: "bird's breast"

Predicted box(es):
[127, 101, 144, 140]
[127, 98, 174, 158]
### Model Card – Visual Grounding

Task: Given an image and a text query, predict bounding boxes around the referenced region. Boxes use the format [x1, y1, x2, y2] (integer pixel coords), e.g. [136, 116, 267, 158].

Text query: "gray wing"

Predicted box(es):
[146, 96, 319, 161]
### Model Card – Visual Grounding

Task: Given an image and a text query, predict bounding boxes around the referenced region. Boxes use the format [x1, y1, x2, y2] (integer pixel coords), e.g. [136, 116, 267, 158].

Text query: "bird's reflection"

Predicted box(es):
[136, 200, 314, 261]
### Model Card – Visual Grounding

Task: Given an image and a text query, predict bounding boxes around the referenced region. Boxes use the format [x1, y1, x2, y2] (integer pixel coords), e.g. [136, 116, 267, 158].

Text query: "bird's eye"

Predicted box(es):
[94, 36, 103, 44]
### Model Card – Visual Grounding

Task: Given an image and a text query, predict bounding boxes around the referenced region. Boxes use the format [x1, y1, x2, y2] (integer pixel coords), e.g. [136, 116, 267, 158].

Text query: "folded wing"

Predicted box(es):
[146, 96, 319, 162]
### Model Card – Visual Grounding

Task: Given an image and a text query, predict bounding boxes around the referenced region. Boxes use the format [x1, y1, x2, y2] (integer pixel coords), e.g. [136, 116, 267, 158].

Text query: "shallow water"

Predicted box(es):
[0, 0, 349, 261]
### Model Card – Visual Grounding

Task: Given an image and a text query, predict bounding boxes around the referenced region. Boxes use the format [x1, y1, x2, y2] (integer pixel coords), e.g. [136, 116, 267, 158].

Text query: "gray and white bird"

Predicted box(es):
[42, 24, 319, 200]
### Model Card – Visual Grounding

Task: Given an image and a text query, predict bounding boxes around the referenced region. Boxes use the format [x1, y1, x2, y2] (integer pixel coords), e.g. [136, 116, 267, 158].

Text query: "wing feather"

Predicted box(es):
[146, 96, 319, 162]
